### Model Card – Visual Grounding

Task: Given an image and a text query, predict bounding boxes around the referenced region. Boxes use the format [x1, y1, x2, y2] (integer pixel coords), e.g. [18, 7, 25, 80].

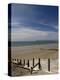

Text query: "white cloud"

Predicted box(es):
[11, 28, 58, 41]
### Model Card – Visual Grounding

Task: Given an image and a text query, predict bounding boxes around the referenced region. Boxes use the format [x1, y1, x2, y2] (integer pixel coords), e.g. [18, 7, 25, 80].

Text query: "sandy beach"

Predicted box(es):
[10, 43, 58, 76]
[11, 43, 58, 59]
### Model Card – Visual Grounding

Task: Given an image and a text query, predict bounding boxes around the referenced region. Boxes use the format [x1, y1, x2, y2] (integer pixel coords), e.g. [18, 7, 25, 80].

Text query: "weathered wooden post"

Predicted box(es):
[38, 58, 41, 70]
[19, 59, 22, 65]
[31, 67, 33, 74]
[27, 60, 29, 67]
[48, 59, 50, 71]
[15, 59, 16, 61]
[24, 59, 25, 66]
[33, 58, 34, 67]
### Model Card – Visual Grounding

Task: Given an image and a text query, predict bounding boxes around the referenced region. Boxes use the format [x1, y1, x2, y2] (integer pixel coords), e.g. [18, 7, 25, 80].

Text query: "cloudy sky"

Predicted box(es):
[10, 4, 58, 41]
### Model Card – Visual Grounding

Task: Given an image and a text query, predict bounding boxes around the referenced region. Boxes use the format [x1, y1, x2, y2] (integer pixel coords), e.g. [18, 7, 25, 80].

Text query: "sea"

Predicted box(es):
[11, 40, 58, 47]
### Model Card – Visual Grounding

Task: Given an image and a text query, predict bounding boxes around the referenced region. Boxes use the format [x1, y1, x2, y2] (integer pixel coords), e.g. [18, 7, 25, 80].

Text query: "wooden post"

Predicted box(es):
[24, 59, 25, 66]
[15, 59, 16, 61]
[31, 67, 33, 74]
[48, 59, 50, 71]
[33, 58, 34, 67]
[27, 60, 29, 67]
[38, 58, 41, 70]
[19, 59, 22, 65]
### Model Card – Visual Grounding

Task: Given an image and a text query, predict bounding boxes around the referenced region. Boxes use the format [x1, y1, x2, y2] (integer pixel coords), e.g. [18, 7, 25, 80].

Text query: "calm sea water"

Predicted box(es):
[11, 40, 58, 47]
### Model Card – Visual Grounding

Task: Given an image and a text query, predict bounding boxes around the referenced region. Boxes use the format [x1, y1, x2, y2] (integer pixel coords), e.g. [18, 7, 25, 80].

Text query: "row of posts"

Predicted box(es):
[12, 58, 50, 72]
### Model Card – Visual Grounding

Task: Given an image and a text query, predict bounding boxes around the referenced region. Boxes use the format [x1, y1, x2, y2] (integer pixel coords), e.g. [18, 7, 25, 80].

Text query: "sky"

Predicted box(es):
[10, 4, 58, 41]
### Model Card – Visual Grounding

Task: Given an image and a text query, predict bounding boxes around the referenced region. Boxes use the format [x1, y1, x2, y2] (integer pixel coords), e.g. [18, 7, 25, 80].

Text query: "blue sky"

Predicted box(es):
[11, 4, 58, 41]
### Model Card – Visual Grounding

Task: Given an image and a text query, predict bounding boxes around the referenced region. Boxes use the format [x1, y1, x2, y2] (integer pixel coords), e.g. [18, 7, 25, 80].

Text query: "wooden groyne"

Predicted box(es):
[11, 58, 51, 74]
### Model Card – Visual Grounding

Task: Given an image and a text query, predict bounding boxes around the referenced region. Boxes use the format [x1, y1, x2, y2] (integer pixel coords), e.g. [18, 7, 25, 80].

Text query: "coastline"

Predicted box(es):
[11, 43, 58, 59]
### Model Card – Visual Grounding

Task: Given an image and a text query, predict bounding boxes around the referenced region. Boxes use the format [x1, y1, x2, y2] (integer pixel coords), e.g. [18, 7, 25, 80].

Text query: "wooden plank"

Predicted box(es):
[16, 65, 30, 71]
[32, 63, 39, 69]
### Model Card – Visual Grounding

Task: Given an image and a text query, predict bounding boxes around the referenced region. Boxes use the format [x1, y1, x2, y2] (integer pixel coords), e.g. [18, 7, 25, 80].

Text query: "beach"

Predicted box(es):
[10, 43, 58, 76]
[11, 43, 58, 59]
